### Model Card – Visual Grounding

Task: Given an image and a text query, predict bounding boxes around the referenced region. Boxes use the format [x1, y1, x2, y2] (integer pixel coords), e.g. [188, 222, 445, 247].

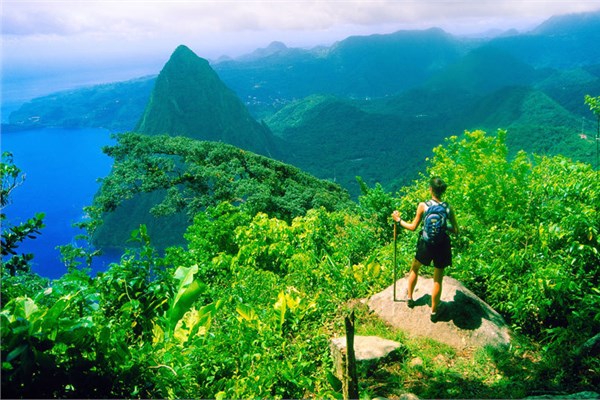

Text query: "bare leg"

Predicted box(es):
[431, 267, 444, 313]
[407, 259, 422, 300]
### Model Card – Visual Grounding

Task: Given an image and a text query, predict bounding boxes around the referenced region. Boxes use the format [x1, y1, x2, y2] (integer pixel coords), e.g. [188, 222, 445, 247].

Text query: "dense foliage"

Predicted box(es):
[2, 130, 599, 398]
[418, 131, 599, 343]
[89, 132, 353, 249]
[1, 152, 46, 281]
[261, 62, 599, 197]
[6, 77, 155, 132]
[135, 45, 279, 158]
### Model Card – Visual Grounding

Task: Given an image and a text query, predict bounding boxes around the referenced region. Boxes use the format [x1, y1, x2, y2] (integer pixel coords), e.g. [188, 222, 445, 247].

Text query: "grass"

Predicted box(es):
[337, 301, 577, 400]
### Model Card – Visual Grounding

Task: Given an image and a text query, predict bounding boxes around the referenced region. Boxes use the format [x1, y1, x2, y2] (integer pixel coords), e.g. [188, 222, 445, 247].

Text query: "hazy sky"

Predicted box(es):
[2, 0, 600, 103]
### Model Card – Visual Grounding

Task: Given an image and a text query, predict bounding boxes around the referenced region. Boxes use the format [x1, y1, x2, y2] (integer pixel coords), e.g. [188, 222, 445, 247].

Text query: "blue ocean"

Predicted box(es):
[2, 127, 121, 279]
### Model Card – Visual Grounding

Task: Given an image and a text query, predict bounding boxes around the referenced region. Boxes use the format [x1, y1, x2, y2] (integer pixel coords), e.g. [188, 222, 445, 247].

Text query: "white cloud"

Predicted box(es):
[3, 0, 599, 39]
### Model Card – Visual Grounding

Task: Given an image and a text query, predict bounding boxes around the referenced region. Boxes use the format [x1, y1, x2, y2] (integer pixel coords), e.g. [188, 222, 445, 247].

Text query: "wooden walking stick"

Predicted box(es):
[393, 221, 399, 301]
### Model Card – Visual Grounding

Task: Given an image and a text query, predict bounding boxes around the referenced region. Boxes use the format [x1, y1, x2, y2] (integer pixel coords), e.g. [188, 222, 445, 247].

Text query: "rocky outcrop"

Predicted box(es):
[330, 335, 405, 380]
[368, 276, 511, 350]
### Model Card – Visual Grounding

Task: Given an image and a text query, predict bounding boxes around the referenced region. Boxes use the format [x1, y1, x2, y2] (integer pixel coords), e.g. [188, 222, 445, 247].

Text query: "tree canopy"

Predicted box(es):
[89, 133, 353, 249]
[2, 130, 599, 398]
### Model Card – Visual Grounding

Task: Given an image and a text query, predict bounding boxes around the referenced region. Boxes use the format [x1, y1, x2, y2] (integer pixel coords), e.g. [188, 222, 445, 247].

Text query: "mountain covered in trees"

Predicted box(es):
[89, 133, 351, 250]
[2, 9, 600, 400]
[135, 45, 280, 158]
[5, 10, 599, 197]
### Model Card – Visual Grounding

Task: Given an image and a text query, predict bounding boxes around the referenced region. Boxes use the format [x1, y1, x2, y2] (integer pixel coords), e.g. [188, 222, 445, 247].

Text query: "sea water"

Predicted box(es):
[1, 127, 121, 279]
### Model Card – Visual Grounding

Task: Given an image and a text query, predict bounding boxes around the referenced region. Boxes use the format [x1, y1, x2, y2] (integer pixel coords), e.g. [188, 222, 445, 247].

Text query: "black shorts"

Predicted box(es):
[415, 234, 452, 269]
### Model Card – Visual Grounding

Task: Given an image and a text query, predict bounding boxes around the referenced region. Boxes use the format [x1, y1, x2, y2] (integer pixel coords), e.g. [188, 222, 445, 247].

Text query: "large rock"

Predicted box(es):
[330, 335, 405, 380]
[368, 276, 511, 350]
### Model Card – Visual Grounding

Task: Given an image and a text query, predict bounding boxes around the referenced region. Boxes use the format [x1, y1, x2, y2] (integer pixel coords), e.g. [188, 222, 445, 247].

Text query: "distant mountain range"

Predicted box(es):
[5, 10, 600, 197]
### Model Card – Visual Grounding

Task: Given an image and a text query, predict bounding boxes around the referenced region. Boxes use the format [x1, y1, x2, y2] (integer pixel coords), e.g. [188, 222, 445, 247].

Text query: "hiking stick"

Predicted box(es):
[393, 221, 398, 301]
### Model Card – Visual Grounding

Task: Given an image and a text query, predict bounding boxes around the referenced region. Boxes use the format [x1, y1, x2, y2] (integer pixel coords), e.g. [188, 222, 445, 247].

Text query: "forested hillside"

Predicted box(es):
[88, 133, 352, 250]
[2, 6, 600, 400]
[5, 11, 599, 198]
[487, 10, 600, 68]
[2, 131, 598, 398]
[135, 45, 280, 158]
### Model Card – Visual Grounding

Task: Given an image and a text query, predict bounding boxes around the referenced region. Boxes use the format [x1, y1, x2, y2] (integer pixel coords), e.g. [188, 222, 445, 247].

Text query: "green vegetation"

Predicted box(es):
[2, 130, 598, 398]
[6, 77, 155, 132]
[1, 152, 46, 280]
[89, 133, 352, 250]
[585, 94, 600, 168]
[5, 16, 600, 199]
[3, 14, 600, 395]
[135, 45, 280, 158]
[266, 94, 435, 193]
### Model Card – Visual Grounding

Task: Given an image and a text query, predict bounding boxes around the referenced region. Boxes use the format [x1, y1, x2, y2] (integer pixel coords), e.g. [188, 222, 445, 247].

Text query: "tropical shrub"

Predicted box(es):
[88, 133, 354, 250]
[395, 130, 600, 350]
[3, 130, 599, 397]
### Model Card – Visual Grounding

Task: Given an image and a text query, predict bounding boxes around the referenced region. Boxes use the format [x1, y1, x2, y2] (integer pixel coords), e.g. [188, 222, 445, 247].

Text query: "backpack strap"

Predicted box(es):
[426, 199, 448, 209]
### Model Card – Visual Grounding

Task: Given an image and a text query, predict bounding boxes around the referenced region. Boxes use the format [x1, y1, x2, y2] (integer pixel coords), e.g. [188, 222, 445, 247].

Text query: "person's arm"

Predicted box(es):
[448, 207, 459, 235]
[392, 202, 426, 232]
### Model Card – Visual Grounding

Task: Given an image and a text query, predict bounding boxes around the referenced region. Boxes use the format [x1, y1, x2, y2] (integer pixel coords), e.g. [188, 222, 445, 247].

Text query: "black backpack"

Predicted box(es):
[422, 200, 449, 244]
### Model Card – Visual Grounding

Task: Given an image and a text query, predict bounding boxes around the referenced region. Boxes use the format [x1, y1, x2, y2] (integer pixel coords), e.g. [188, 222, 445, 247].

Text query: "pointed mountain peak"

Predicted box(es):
[168, 45, 209, 66]
[135, 45, 279, 157]
[162, 45, 212, 76]
[172, 44, 196, 56]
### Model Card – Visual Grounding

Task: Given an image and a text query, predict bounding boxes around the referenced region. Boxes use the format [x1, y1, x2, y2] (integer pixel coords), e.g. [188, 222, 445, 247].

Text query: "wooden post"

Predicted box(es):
[343, 311, 359, 400]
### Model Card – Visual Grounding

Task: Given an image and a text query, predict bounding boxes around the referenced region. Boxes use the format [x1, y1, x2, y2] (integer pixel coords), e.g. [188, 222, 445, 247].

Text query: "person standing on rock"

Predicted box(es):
[391, 176, 459, 322]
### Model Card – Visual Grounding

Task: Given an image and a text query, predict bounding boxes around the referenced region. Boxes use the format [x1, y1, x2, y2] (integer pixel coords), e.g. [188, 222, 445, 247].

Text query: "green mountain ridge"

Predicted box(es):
[266, 94, 440, 192]
[5, 10, 600, 200]
[91, 133, 352, 250]
[5, 76, 155, 132]
[487, 10, 600, 68]
[213, 27, 468, 118]
[424, 45, 539, 94]
[264, 78, 596, 196]
[535, 65, 600, 116]
[135, 45, 280, 158]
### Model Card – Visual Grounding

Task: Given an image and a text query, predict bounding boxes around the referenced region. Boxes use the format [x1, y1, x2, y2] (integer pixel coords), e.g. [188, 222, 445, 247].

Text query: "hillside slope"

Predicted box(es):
[488, 10, 600, 68]
[91, 133, 352, 250]
[135, 45, 280, 158]
[266, 95, 443, 194]
[5, 76, 155, 132]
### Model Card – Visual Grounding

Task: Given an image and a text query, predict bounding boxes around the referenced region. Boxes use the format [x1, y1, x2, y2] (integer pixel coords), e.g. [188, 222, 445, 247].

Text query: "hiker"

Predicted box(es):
[391, 176, 459, 322]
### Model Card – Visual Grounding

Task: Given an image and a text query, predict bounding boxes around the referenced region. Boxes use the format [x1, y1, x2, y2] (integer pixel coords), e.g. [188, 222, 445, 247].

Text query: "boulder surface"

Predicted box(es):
[330, 335, 404, 380]
[368, 276, 511, 350]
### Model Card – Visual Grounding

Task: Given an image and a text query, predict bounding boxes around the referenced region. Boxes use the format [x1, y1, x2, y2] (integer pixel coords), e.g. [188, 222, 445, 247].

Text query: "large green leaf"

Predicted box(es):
[168, 265, 206, 331]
